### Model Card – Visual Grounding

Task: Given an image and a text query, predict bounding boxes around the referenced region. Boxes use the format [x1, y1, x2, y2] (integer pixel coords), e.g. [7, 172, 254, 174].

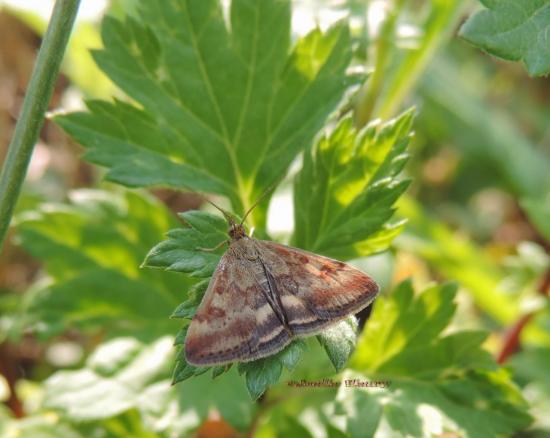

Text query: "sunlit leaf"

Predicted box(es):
[55, 0, 358, 225]
[43, 336, 255, 434]
[293, 109, 413, 260]
[44, 337, 173, 420]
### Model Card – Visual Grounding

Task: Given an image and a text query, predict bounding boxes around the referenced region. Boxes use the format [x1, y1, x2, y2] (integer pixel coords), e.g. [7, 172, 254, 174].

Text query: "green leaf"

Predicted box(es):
[55, 0, 358, 224]
[351, 281, 463, 372]
[331, 382, 383, 437]
[323, 281, 533, 437]
[277, 416, 314, 438]
[171, 354, 209, 385]
[144, 211, 226, 278]
[15, 190, 190, 339]
[512, 347, 550, 393]
[375, 0, 464, 119]
[166, 370, 254, 431]
[511, 346, 550, 431]
[173, 324, 188, 346]
[293, 109, 413, 260]
[42, 336, 254, 434]
[333, 369, 531, 438]
[44, 337, 173, 420]
[171, 325, 210, 385]
[317, 316, 358, 372]
[460, 0, 550, 76]
[397, 197, 550, 345]
[0, 417, 86, 438]
[238, 340, 307, 400]
[170, 279, 209, 319]
[146, 242, 220, 385]
[238, 356, 283, 401]
[211, 364, 232, 379]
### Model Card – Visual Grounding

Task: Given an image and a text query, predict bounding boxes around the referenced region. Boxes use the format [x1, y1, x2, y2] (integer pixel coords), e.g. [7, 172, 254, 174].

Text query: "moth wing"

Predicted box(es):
[257, 241, 379, 335]
[184, 251, 292, 366]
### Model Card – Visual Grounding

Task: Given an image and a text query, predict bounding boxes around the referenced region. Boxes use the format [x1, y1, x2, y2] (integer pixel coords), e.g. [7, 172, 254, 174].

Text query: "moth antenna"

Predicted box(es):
[240, 179, 281, 226]
[192, 192, 236, 225]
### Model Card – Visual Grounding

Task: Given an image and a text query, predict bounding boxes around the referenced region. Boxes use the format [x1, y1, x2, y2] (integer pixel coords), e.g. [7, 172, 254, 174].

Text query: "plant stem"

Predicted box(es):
[377, 0, 464, 120]
[0, 343, 24, 417]
[355, 0, 405, 128]
[497, 313, 534, 364]
[497, 263, 550, 363]
[0, 0, 81, 251]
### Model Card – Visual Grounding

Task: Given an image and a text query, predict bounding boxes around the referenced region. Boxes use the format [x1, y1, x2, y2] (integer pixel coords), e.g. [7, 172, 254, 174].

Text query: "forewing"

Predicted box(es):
[185, 248, 292, 366]
[257, 241, 379, 335]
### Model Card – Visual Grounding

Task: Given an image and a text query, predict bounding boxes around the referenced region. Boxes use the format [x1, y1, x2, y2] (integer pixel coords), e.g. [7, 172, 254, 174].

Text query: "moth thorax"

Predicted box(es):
[229, 223, 247, 240]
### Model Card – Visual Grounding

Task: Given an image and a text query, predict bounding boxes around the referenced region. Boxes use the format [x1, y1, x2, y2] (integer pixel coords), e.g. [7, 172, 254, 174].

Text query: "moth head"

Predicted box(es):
[194, 182, 278, 239]
[228, 222, 247, 240]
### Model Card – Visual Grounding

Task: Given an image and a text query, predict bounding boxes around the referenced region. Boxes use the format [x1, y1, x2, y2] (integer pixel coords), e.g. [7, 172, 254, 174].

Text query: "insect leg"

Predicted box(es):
[196, 240, 229, 252]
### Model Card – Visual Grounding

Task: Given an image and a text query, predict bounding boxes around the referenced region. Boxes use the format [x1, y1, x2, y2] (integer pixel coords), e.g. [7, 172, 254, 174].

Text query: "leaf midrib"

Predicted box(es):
[231, 0, 261, 205]
[181, 1, 249, 212]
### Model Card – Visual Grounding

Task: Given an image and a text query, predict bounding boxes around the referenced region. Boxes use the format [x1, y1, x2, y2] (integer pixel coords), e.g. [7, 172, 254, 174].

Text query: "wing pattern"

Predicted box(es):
[185, 237, 378, 366]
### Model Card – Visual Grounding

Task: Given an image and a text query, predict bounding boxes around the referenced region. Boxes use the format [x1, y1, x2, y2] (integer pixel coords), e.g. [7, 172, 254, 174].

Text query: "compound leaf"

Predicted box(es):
[293, 109, 413, 260]
[55, 0, 358, 224]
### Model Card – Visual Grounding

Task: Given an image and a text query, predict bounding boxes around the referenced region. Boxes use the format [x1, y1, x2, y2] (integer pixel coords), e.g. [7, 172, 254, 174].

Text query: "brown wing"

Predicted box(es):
[255, 241, 379, 336]
[184, 246, 292, 367]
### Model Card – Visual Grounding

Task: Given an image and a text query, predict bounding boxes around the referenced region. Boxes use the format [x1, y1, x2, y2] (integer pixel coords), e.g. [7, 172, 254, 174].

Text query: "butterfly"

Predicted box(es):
[184, 198, 379, 367]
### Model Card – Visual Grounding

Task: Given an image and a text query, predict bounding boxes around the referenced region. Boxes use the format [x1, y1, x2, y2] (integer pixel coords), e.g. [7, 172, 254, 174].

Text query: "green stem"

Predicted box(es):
[354, 0, 405, 128]
[0, 0, 80, 251]
[377, 0, 464, 119]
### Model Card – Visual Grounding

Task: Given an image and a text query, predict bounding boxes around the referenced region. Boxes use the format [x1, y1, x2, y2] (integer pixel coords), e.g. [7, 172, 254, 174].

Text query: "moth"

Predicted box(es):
[185, 199, 379, 367]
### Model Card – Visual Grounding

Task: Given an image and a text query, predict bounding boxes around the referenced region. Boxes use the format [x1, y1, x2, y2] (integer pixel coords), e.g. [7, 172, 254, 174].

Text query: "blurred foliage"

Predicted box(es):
[1, 0, 549, 437]
[340, 281, 532, 437]
[417, 55, 550, 199]
[9, 190, 188, 341]
[523, 195, 550, 242]
[3, 4, 115, 98]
